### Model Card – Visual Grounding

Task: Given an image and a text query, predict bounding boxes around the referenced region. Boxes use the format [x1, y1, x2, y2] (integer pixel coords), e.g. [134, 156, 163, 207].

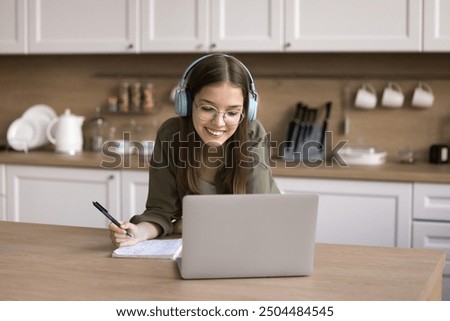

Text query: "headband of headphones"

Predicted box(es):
[174, 54, 258, 122]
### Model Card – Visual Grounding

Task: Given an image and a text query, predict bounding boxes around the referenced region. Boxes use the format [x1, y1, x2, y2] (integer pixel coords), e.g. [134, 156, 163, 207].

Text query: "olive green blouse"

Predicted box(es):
[130, 117, 280, 235]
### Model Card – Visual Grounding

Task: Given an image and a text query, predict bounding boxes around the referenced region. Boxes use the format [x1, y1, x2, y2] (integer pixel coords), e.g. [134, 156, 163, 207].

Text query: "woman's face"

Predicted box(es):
[192, 82, 244, 147]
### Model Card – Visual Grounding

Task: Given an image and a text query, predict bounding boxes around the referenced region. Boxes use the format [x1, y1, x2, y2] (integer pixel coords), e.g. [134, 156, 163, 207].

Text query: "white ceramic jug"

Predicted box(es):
[46, 109, 85, 154]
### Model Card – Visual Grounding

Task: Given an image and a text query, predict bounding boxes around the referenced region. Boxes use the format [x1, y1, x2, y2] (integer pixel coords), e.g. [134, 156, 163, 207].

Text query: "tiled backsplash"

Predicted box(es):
[1, 53, 450, 162]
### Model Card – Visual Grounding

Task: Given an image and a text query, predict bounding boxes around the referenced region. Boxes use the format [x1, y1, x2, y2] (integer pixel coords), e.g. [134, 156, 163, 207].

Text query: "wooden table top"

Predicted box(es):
[0, 221, 445, 300]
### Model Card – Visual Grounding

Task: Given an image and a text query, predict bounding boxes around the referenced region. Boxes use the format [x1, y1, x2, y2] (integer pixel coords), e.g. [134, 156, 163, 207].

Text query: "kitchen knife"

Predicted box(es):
[320, 101, 332, 147]
[285, 102, 303, 151]
[306, 108, 317, 139]
[295, 105, 310, 154]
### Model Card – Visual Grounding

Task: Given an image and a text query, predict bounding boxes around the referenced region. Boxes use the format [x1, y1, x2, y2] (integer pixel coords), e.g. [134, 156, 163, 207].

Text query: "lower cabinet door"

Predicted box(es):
[6, 165, 121, 228]
[121, 170, 149, 220]
[413, 221, 450, 300]
[413, 221, 450, 276]
[274, 177, 412, 247]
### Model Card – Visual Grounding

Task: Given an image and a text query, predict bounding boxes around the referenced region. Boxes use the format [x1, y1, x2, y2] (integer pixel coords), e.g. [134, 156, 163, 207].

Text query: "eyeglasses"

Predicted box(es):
[194, 102, 245, 125]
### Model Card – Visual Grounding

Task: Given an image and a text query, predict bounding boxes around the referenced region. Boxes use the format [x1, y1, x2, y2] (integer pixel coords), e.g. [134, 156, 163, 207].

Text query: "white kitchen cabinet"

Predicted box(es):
[285, 0, 422, 52]
[209, 0, 283, 52]
[121, 169, 149, 220]
[3, 0, 449, 54]
[413, 183, 450, 221]
[5, 165, 121, 228]
[412, 182, 450, 300]
[141, 0, 208, 52]
[274, 177, 412, 247]
[0, 0, 26, 53]
[424, 0, 450, 52]
[28, 0, 138, 53]
[0, 164, 5, 196]
[413, 221, 450, 300]
[141, 0, 283, 52]
[413, 221, 450, 275]
[0, 164, 5, 220]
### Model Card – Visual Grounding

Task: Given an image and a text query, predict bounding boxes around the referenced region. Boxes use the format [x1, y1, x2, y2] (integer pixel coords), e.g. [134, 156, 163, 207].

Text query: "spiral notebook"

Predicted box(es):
[112, 238, 182, 260]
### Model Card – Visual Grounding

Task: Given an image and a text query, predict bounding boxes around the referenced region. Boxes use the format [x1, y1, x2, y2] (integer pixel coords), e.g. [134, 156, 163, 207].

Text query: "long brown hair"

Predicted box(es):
[176, 54, 252, 195]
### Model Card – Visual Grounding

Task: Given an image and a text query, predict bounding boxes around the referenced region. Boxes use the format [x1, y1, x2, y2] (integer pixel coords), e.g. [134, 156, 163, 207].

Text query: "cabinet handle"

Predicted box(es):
[285, 42, 291, 48]
[210, 43, 217, 50]
[127, 43, 134, 49]
[108, 175, 114, 180]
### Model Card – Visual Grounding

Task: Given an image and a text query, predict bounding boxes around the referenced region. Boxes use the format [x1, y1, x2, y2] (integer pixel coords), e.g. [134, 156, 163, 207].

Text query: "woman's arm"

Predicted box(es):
[129, 118, 184, 236]
[246, 120, 280, 194]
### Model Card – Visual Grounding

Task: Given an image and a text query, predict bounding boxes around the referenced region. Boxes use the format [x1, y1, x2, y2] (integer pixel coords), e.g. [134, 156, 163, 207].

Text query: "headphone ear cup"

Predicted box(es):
[247, 92, 258, 122]
[175, 88, 192, 117]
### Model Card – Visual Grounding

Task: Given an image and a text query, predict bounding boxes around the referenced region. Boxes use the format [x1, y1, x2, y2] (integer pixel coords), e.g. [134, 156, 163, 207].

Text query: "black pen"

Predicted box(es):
[92, 201, 132, 237]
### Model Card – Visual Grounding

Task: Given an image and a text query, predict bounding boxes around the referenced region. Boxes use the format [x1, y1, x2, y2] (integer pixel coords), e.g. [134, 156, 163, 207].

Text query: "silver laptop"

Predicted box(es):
[177, 193, 319, 279]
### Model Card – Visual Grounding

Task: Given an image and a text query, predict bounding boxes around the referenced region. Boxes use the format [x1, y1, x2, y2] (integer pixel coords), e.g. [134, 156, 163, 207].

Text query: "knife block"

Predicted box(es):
[282, 101, 332, 164]
[283, 124, 324, 163]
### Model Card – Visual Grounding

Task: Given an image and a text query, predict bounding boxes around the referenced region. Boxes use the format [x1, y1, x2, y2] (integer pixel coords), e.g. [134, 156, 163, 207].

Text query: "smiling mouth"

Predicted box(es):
[205, 127, 225, 137]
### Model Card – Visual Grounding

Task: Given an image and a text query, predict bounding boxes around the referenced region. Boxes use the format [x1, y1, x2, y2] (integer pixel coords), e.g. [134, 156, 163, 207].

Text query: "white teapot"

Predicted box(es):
[46, 109, 85, 154]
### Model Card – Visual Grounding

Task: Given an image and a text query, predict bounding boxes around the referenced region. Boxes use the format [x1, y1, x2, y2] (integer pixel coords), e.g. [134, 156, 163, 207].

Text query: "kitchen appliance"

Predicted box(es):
[429, 144, 449, 164]
[46, 109, 85, 155]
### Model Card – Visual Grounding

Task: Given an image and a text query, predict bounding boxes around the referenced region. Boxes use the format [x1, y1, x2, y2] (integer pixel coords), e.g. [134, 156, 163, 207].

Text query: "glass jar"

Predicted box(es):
[88, 107, 109, 152]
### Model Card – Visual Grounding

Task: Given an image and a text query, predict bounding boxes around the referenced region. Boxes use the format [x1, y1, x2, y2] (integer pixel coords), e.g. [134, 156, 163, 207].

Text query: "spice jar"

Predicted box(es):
[118, 82, 130, 112]
[142, 82, 156, 112]
[130, 82, 142, 112]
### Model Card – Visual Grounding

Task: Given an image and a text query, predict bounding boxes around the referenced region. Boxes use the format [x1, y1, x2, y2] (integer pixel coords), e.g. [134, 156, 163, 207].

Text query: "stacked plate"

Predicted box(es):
[7, 104, 57, 152]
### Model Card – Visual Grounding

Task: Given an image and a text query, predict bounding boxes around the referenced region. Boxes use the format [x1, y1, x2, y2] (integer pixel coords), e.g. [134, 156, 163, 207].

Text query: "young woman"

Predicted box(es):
[109, 53, 279, 247]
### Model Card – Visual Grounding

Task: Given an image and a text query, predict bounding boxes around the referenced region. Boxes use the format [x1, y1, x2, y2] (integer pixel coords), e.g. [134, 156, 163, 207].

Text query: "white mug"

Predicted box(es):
[412, 82, 434, 108]
[381, 82, 404, 108]
[354, 83, 377, 109]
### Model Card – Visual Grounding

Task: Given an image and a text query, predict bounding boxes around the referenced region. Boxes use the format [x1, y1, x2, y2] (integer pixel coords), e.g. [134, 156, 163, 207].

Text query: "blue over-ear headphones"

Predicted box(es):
[174, 54, 258, 122]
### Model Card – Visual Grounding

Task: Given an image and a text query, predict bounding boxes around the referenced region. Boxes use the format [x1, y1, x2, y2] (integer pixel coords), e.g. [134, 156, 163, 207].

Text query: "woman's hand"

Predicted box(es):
[109, 221, 162, 247]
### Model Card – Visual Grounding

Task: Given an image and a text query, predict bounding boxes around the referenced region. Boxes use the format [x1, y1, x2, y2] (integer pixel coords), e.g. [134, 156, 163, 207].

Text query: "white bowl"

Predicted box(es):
[337, 147, 387, 166]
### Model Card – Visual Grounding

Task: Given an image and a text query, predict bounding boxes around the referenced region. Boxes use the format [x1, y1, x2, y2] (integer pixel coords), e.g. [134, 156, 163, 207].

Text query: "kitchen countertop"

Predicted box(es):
[1, 150, 450, 184]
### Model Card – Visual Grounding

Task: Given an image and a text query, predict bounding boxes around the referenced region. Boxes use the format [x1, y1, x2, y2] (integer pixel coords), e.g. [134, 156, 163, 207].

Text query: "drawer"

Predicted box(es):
[413, 221, 450, 276]
[0, 164, 4, 195]
[413, 183, 450, 221]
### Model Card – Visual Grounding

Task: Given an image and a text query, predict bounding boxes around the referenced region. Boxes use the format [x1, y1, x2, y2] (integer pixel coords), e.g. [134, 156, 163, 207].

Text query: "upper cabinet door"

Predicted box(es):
[29, 0, 138, 53]
[210, 0, 283, 52]
[424, 0, 450, 51]
[141, 0, 208, 52]
[285, 0, 422, 52]
[0, 0, 26, 53]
